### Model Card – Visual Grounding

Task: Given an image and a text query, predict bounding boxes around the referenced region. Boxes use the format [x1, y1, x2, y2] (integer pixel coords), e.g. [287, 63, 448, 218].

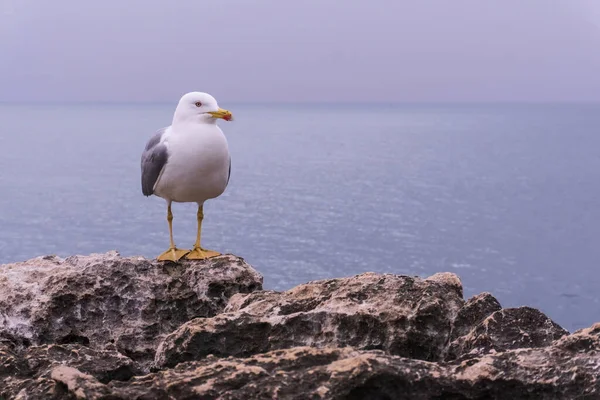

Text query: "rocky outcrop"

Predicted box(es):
[35, 336, 600, 400]
[449, 292, 502, 340]
[447, 306, 569, 361]
[1, 252, 597, 399]
[154, 271, 465, 368]
[1, 343, 137, 398]
[0, 251, 262, 370]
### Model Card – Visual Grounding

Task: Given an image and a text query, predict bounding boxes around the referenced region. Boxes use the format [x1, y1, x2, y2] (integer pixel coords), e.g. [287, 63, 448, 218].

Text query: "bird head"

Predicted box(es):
[173, 92, 233, 125]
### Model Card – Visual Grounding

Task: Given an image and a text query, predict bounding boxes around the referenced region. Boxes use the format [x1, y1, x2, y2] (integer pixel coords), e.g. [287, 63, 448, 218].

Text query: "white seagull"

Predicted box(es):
[141, 92, 234, 261]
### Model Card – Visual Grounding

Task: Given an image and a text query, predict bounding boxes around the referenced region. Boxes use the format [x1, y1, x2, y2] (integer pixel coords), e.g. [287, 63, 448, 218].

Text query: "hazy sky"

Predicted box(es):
[2, 0, 600, 102]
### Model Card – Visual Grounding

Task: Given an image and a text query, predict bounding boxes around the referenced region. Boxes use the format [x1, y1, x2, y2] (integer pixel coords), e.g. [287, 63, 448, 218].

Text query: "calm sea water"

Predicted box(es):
[1, 103, 599, 332]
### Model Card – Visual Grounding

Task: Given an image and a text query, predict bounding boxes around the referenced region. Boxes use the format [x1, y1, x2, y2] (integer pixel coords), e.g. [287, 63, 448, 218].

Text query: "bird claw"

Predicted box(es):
[185, 247, 220, 260]
[156, 248, 190, 262]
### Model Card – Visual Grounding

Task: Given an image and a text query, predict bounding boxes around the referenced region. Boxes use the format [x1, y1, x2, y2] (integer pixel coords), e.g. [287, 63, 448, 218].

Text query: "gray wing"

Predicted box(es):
[141, 127, 168, 196]
[226, 156, 231, 186]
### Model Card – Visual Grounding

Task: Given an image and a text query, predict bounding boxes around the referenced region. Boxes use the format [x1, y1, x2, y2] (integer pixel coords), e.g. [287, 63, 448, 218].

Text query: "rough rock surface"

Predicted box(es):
[155, 271, 465, 368]
[47, 336, 600, 399]
[0, 343, 136, 399]
[449, 292, 502, 341]
[0, 251, 262, 369]
[447, 306, 569, 361]
[2, 252, 598, 399]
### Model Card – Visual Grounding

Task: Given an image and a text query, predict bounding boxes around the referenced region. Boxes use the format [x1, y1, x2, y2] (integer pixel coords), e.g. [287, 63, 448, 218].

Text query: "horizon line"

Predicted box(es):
[2, 100, 600, 106]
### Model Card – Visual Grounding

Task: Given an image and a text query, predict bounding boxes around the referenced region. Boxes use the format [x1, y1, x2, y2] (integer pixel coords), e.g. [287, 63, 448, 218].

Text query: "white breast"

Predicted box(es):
[154, 124, 230, 203]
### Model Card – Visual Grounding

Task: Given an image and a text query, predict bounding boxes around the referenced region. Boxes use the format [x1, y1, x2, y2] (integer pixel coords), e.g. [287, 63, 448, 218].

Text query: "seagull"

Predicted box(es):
[141, 92, 234, 261]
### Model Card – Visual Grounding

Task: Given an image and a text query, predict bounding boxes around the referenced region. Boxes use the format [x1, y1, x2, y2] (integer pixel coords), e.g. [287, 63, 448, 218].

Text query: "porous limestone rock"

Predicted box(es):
[0, 343, 135, 399]
[154, 271, 466, 368]
[51, 335, 600, 399]
[447, 306, 569, 361]
[0, 251, 263, 369]
[1, 252, 594, 400]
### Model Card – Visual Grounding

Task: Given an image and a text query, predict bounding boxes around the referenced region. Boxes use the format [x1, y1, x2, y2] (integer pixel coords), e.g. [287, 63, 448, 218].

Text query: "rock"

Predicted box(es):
[555, 323, 600, 353]
[450, 292, 502, 341]
[2, 252, 598, 399]
[0, 343, 135, 399]
[448, 306, 569, 360]
[0, 251, 263, 369]
[49, 341, 600, 400]
[51, 366, 114, 399]
[154, 272, 465, 368]
[0, 343, 22, 378]
[26, 344, 137, 383]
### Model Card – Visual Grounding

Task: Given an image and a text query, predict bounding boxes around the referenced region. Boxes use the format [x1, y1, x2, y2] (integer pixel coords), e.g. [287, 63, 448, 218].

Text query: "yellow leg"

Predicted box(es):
[157, 203, 190, 262]
[185, 204, 220, 260]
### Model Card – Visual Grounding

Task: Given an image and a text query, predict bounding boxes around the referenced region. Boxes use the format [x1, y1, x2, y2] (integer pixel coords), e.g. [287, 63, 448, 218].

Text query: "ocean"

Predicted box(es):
[0, 102, 599, 332]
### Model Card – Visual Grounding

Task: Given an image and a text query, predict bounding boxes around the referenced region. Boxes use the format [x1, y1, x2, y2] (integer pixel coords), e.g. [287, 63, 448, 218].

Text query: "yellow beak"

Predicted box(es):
[208, 108, 233, 121]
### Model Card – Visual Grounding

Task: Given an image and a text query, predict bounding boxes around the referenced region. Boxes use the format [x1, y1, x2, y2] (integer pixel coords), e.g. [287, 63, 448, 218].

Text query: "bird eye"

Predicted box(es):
[195, 102, 202, 107]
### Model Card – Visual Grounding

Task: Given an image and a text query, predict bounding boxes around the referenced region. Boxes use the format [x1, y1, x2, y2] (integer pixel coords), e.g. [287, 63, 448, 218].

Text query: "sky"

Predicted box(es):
[1, 0, 600, 103]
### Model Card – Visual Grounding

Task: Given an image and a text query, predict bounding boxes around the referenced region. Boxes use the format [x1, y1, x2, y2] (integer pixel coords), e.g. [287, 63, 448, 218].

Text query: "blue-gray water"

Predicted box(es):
[1, 103, 599, 332]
